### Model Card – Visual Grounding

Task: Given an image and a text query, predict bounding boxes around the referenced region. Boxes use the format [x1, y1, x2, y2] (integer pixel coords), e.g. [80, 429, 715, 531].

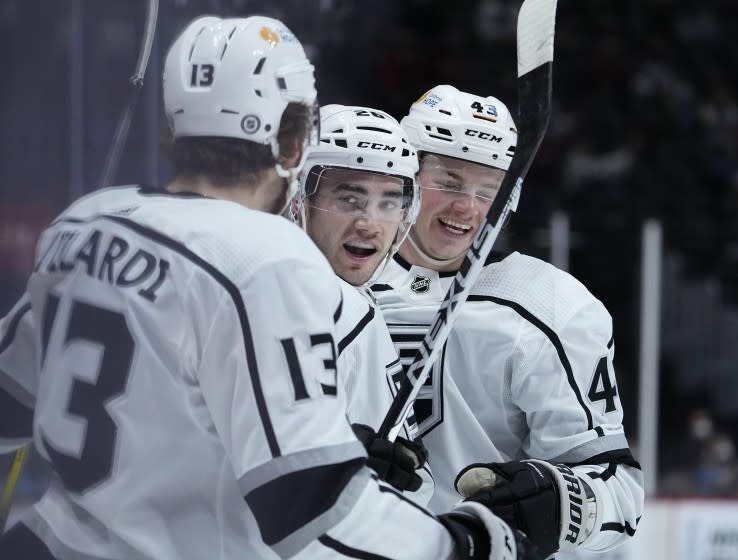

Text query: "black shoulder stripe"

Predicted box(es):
[318, 535, 392, 560]
[392, 253, 413, 271]
[337, 307, 375, 356]
[569, 448, 641, 470]
[607, 336, 614, 349]
[246, 458, 364, 546]
[484, 250, 509, 266]
[369, 284, 393, 292]
[334, 293, 344, 323]
[467, 295, 594, 430]
[601, 521, 637, 536]
[0, 302, 32, 355]
[55, 215, 282, 458]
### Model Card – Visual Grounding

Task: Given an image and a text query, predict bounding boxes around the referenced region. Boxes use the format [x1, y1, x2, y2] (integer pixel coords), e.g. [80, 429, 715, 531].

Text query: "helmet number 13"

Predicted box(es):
[190, 64, 215, 87]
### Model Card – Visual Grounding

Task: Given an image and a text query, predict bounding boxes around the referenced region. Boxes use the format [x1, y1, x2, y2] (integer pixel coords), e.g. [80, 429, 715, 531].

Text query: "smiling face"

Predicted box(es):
[400, 153, 506, 271]
[305, 167, 407, 286]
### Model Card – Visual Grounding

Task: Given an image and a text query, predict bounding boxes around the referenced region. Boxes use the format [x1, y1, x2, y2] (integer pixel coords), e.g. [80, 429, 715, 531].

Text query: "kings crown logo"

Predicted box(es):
[410, 274, 430, 294]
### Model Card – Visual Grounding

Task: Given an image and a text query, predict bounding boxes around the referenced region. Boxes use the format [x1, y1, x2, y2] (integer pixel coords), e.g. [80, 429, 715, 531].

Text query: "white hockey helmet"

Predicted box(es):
[401, 84, 517, 171]
[295, 104, 421, 285]
[298, 104, 421, 231]
[163, 15, 317, 142]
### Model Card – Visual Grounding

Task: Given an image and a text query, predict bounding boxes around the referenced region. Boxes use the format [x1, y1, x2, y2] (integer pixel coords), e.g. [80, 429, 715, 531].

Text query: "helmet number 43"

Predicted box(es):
[190, 64, 215, 87]
[470, 101, 497, 117]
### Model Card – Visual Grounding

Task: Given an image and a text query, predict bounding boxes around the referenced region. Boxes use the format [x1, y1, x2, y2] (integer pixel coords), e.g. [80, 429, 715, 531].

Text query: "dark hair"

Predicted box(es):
[168, 102, 313, 187]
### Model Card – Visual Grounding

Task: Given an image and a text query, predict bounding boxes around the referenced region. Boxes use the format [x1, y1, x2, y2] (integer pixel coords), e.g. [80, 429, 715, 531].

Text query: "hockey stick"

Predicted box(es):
[0, 445, 29, 534]
[379, 0, 558, 441]
[99, 0, 159, 187]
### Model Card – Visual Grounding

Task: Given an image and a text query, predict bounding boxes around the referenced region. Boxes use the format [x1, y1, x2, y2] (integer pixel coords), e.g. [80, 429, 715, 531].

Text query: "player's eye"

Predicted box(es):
[379, 199, 399, 212]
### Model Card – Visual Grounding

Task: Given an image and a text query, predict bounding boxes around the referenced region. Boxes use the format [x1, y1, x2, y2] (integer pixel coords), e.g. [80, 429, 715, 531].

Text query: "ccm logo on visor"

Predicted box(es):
[464, 129, 503, 142]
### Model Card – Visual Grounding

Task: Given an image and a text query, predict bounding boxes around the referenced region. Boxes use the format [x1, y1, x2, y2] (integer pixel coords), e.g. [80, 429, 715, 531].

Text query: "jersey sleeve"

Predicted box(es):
[0, 293, 37, 452]
[195, 254, 455, 558]
[512, 297, 644, 552]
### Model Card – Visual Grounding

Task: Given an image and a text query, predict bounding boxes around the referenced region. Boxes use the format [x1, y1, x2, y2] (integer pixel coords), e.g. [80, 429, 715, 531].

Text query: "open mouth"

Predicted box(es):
[343, 242, 378, 258]
[438, 217, 472, 236]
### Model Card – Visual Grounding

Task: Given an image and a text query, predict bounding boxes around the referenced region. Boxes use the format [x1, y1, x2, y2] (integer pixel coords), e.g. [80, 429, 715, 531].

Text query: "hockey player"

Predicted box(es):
[372, 85, 645, 559]
[293, 104, 431, 499]
[0, 19, 541, 560]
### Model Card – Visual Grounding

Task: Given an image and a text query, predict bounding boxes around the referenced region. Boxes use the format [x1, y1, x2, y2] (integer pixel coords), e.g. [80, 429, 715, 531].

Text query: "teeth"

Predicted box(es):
[439, 217, 471, 232]
[346, 242, 375, 250]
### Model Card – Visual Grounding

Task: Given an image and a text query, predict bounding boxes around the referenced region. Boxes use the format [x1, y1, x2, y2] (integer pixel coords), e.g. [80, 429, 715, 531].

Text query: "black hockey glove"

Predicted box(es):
[455, 460, 596, 559]
[439, 502, 544, 560]
[351, 423, 428, 492]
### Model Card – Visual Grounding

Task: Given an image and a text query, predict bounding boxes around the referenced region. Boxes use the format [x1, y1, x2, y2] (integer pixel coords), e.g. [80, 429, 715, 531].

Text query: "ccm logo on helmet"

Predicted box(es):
[357, 141, 396, 152]
[464, 129, 503, 142]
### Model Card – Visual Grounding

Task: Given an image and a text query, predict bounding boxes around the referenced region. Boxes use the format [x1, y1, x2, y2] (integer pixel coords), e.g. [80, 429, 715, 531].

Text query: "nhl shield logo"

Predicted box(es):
[410, 274, 430, 293]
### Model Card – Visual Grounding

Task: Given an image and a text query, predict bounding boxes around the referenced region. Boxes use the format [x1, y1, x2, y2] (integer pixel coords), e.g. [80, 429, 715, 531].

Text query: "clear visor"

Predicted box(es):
[305, 166, 415, 224]
[419, 154, 502, 207]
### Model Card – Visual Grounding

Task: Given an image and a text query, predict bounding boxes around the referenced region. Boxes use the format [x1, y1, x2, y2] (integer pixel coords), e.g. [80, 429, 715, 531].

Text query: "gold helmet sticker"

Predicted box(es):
[414, 89, 432, 105]
[260, 26, 281, 47]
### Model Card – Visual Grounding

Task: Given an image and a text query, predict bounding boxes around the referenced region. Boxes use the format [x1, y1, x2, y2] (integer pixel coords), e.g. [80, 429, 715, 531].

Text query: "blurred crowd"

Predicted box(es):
[2, 0, 738, 497]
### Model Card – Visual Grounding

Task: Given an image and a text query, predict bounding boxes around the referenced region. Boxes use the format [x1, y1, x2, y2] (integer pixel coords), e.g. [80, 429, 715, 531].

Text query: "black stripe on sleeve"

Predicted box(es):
[0, 302, 31, 355]
[245, 458, 365, 546]
[587, 462, 619, 482]
[318, 535, 392, 560]
[601, 521, 637, 536]
[337, 307, 375, 356]
[467, 295, 594, 430]
[569, 448, 642, 471]
[0, 523, 57, 559]
[607, 335, 614, 349]
[57, 215, 283, 458]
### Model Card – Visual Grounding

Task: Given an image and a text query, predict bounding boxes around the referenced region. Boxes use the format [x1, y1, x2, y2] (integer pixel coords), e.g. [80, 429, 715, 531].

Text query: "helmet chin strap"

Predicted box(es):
[405, 229, 464, 269]
[273, 137, 307, 215]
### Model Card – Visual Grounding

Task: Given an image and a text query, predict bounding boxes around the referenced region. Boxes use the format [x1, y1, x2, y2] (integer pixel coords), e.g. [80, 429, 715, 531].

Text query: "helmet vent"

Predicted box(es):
[334, 139, 348, 148]
[357, 126, 391, 134]
[277, 77, 287, 90]
[220, 109, 238, 114]
[436, 127, 452, 137]
[254, 89, 262, 97]
[253, 57, 266, 75]
[439, 109, 452, 116]
[188, 27, 208, 60]
[402, 149, 410, 157]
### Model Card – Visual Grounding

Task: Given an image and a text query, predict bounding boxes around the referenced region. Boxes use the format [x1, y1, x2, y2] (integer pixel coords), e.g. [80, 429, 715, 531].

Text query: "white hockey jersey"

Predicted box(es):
[334, 279, 433, 505]
[372, 253, 645, 553]
[0, 186, 459, 560]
